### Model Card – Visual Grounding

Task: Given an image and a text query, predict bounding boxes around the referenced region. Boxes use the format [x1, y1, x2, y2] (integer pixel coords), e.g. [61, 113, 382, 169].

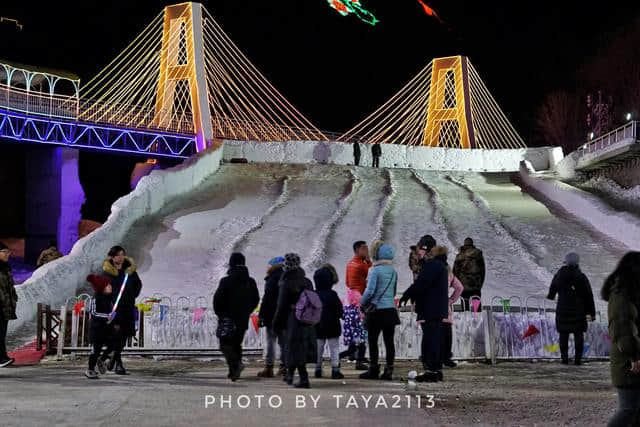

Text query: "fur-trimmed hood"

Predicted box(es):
[103, 257, 137, 277]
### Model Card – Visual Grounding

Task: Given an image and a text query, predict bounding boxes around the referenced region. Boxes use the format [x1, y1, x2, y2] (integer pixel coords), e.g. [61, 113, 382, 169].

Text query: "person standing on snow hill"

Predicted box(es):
[602, 252, 640, 427]
[0, 242, 17, 368]
[453, 237, 485, 311]
[409, 235, 437, 281]
[371, 142, 382, 168]
[359, 240, 399, 381]
[214, 252, 260, 382]
[400, 245, 449, 383]
[313, 264, 344, 380]
[353, 141, 361, 166]
[85, 274, 116, 379]
[346, 241, 372, 370]
[272, 253, 316, 389]
[257, 256, 286, 378]
[547, 252, 596, 366]
[102, 246, 142, 375]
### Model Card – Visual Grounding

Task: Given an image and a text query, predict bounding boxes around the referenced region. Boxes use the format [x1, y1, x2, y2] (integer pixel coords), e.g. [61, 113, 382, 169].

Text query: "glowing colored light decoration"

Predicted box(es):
[417, 0, 444, 24]
[327, 0, 379, 26]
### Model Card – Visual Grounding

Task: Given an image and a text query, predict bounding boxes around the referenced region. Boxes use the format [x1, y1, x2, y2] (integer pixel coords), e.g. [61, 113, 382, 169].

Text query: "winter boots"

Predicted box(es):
[416, 370, 441, 383]
[359, 365, 380, 380]
[84, 370, 99, 379]
[355, 360, 369, 371]
[114, 362, 127, 376]
[379, 366, 393, 381]
[257, 365, 275, 378]
[331, 368, 345, 379]
[443, 359, 457, 368]
[276, 365, 286, 377]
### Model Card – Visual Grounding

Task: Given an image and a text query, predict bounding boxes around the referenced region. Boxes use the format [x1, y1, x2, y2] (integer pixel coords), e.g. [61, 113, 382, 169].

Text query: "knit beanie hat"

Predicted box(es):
[0, 241, 8, 251]
[87, 274, 111, 294]
[417, 235, 436, 251]
[283, 253, 301, 272]
[229, 252, 246, 267]
[268, 256, 285, 266]
[565, 252, 579, 266]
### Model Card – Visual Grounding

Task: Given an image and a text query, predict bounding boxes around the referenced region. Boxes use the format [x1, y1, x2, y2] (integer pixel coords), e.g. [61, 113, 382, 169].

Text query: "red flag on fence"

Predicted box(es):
[522, 324, 540, 339]
[73, 301, 85, 315]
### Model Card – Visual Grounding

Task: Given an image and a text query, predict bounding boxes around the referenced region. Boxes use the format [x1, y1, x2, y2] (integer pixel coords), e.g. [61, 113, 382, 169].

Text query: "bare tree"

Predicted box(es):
[536, 90, 580, 151]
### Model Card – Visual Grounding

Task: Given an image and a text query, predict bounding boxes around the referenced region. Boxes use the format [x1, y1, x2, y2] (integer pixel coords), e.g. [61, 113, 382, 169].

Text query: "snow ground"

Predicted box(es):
[575, 176, 640, 215]
[121, 163, 626, 314]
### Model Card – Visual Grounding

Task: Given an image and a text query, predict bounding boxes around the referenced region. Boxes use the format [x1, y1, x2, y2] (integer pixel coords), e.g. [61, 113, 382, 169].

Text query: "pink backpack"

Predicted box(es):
[295, 288, 323, 325]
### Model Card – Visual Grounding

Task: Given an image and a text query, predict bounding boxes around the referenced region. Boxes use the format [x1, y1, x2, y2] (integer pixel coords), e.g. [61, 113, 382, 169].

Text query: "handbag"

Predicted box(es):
[216, 317, 236, 339]
[361, 271, 397, 328]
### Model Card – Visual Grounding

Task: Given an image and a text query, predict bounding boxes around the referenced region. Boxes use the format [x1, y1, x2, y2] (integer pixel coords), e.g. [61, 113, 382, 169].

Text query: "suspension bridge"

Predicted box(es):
[0, 2, 528, 159]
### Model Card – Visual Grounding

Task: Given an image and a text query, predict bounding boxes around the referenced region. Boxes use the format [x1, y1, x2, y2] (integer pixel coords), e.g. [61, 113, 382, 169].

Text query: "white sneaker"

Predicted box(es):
[0, 358, 15, 368]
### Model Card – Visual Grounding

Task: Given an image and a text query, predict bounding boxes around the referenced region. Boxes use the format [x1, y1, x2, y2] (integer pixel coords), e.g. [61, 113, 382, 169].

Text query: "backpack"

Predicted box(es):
[295, 288, 323, 325]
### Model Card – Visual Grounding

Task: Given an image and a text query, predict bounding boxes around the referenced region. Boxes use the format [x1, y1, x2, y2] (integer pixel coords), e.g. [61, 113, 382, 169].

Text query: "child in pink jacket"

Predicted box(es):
[443, 267, 463, 368]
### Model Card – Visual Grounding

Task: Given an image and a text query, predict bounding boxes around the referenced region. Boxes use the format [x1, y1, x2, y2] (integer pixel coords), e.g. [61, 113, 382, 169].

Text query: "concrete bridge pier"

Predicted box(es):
[24, 147, 85, 263]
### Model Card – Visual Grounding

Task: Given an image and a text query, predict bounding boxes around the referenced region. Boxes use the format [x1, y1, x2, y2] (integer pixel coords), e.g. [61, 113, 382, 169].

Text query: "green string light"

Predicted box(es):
[327, 0, 379, 26]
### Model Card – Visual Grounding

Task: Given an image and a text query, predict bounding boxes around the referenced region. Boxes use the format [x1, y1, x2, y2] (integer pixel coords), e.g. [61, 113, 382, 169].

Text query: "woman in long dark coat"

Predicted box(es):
[213, 252, 260, 382]
[547, 252, 595, 365]
[272, 253, 316, 389]
[102, 245, 142, 375]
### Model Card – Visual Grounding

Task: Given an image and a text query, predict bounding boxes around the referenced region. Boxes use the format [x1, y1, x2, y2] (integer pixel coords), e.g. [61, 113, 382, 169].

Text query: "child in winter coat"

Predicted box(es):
[85, 274, 116, 379]
[340, 288, 367, 364]
[314, 264, 344, 379]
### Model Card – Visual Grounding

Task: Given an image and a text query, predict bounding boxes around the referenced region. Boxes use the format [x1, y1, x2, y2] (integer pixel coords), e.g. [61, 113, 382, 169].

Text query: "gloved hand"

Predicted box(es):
[398, 294, 410, 307]
[108, 312, 117, 324]
[586, 314, 593, 322]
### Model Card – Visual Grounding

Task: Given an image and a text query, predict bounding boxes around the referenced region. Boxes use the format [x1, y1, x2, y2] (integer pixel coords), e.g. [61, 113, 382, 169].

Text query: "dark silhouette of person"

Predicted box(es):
[353, 142, 361, 166]
[371, 143, 381, 168]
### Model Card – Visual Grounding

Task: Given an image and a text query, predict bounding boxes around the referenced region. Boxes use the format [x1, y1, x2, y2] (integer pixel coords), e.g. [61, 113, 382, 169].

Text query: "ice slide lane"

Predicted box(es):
[234, 164, 353, 287]
[127, 164, 293, 296]
[414, 172, 548, 301]
[458, 173, 627, 309]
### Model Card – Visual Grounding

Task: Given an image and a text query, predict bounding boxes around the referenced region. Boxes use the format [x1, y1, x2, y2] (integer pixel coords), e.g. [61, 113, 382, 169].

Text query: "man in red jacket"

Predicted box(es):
[344, 241, 371, 370]
[346, 241, 371, 294]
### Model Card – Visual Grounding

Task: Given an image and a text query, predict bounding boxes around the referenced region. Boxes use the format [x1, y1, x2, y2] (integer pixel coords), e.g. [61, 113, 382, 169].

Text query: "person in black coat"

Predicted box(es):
[257, 256, 286, 378]
[371, 143, 382, 168]
[400, 246, 449, 383]
[547, 252, 596, 365]
[85, 274, 116, 379]
[272, 253, 316, 389]
[214, 252, 260, 381]
[102, 246, 142, 375]
[353, 142, 361, 166]
[313, 264, 344, 379]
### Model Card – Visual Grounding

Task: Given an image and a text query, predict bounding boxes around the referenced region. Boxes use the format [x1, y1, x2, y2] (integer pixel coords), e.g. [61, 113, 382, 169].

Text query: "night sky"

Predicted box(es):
[1, 1, 639, 143]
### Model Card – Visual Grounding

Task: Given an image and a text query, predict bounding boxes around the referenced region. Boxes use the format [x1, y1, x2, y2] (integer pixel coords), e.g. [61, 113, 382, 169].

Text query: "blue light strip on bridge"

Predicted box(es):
[0, 108, 197, 158]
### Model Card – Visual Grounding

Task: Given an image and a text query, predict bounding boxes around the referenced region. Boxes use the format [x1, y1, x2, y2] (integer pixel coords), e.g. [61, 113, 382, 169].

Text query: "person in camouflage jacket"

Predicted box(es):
[453, 238, 485, 310]
[602, 252, 640, 426]
[0, 242, 18, 366]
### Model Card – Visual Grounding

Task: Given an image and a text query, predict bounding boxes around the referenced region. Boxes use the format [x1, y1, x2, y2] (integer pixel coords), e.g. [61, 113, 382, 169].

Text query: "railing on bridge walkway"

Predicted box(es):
[578, 120, 640, 158]
[37, 293, 610, 362]
[1, 83, 78, 120]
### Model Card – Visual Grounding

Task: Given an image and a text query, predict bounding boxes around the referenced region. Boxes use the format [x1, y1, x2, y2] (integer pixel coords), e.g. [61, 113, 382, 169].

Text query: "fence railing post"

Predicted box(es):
[483, 306, 496, 365]
[36, 303, 43, 351]
[57, 305, 66, 360]
[44, 305, 52, 354]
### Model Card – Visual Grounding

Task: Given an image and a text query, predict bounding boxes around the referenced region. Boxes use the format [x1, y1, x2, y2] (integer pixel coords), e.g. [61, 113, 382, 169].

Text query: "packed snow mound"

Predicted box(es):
[122, 163, 624, 314]
[578, 176, 640, 211]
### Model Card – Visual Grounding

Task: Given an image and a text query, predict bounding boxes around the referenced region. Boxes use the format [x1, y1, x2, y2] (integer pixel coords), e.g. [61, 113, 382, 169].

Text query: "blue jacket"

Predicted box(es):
[361, 244, 397, 310]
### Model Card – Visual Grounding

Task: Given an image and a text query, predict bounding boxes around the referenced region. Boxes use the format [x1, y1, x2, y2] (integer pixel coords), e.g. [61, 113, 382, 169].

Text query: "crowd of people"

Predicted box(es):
[0, 238, 638, 424]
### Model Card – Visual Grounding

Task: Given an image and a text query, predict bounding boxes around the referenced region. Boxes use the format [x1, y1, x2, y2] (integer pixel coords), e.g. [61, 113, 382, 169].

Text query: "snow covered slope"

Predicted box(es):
[122, 163, 626, 313]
